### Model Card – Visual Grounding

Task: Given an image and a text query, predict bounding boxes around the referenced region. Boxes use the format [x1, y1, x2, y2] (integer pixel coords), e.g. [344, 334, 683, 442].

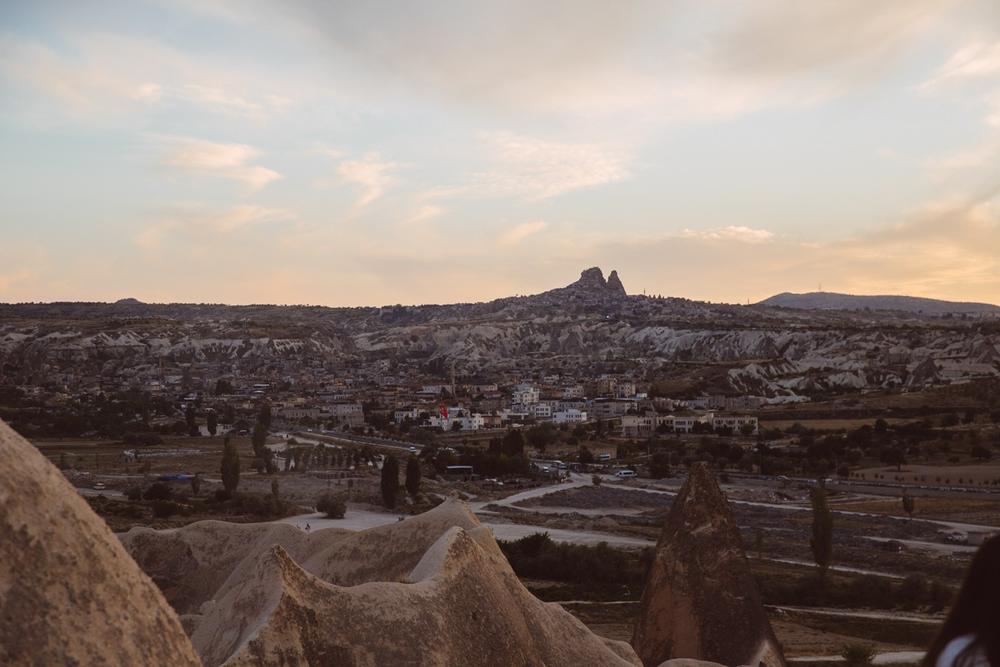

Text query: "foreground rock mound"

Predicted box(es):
[632, 463, 785, 667]
[0, 420, 199, 667]
[122, 499, 640, 666]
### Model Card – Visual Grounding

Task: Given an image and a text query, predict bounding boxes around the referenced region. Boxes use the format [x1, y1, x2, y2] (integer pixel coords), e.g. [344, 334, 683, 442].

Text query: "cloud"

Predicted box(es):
[402, 203, 444, 227]
[475, 132, 629, 200]
[500, 221, 547, 246]
[679, 226, 775, 244]
[0, 33, 295, 121]
[136, 205, 295, 250]
[335, 154, 398, 208]
[921, 41, 1000, 90]
[923, 140, 1000, 173]
[162, 137, 282, 189]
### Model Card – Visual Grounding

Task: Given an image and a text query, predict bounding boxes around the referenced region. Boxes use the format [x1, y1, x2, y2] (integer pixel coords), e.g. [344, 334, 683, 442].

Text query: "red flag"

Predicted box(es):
[439, 403, 449, 419]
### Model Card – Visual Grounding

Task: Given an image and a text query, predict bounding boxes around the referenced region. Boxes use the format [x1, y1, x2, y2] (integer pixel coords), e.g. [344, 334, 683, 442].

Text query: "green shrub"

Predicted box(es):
[316, 493, 346, 519]
[143, 482, 173, 501]
[840, 643, 876, 667]
[150, 500, 180, 519]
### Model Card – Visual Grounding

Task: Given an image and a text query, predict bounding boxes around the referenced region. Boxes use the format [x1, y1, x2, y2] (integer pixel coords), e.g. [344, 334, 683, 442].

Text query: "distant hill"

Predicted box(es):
[760, 291, 1000, 315]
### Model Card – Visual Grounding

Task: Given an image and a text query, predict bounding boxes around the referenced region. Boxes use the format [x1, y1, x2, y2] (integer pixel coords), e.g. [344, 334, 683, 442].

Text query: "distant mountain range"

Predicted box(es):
[759, 291, 1000, 315]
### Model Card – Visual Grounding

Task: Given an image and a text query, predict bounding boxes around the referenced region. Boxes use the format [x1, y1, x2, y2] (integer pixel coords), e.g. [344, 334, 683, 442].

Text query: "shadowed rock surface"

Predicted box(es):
[122, 498, 641, 666]
[631, 463, 785, 667]
[0, 419, 200, 667]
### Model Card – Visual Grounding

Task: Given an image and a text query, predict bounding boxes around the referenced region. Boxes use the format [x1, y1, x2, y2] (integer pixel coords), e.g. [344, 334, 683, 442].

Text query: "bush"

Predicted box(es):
[316, 493, 346, 519]
[122, 432, 163, 447]
[498, 532, 650, 591]
[150, 500, 181, 519]
[840, 643, 876, 667]
[143, 482, 173, 501]
[124, 486, 143, 502]
[592, 474, 602, 486]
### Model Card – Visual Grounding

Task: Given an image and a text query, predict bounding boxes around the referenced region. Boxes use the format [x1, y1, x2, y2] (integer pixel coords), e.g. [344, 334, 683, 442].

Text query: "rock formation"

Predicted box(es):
[607, 269, 627, 296]
[0, 419, 200, 667]
[631, 463, 785, 667]
[573, 266, 609, 291]
[122, 498, 641, 667]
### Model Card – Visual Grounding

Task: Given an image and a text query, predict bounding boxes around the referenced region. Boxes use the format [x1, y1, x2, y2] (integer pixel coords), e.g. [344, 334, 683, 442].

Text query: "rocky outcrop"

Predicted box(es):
[0, 420, 200, 667]
[573, 266, 609, 291]
[122, 498, 641, 667]
[632, 463, 785, 667]
[607, 269, 627, 296]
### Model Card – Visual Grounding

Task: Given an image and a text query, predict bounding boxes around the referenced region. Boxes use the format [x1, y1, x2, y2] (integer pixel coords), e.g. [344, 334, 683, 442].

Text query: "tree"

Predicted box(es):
[578, 446, 595, 465]
[316, 493, 346, 518]
[271, 478, 280, 499]
[649, 452, 671, 479]
[191, 473, 201, 496]
[840, 644, 876, 667]
[214, 379, 234, 395]
[882, 447, 906, 471]
[902, 493, 915, 519]
[810, 481, 833, 581]
[251, 422, 267, 458]
[405, 456, 422, 498]
[185, 405, 199, 437]
[971, 445, 993, 461]
[381, 455, 399, 509]
[501, 429, 525, 457]
[206, 411, 218, 437]
[221, 438, 240, 497]
[257, 401, 272, 431]
[525, 423, 558, 452]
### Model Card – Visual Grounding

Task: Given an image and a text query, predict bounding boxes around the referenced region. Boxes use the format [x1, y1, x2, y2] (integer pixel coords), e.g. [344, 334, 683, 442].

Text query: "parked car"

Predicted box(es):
[615, 469, 637, 478]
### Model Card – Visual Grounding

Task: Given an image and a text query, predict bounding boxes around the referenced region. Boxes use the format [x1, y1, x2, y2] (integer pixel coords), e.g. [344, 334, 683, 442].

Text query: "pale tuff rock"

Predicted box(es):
[632, 463, 785, 667]
[122, 498, 641, 667]
[0, 419, 200, 667]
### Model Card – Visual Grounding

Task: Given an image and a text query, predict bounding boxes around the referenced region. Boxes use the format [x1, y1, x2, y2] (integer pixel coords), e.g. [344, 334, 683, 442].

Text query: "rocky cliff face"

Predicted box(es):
[0, 419, 200, 666]
[1, 268, 996, 400]
[121, 498, 641, 667]
[632, 463, 785, 667]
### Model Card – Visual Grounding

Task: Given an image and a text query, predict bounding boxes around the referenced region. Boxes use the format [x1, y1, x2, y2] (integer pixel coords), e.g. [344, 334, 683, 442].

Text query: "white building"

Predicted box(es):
[528, 402, 552, 419]
[512, 383, 540, 405]
[712, 414, 759, 435]
[553, 409, 587, 425]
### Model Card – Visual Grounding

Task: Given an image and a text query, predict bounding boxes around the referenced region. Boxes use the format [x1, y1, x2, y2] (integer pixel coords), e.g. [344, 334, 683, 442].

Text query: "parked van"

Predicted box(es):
[597, 453, 612, 462]
[615, 469, 637, 478]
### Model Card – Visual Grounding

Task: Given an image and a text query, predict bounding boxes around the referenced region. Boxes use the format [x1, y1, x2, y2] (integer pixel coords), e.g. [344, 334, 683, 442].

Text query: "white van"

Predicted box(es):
[615, 469, 637, 478]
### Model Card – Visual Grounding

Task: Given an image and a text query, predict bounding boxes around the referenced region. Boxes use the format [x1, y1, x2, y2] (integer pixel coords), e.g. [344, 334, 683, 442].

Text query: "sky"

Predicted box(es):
[2, 0, 1000, 307]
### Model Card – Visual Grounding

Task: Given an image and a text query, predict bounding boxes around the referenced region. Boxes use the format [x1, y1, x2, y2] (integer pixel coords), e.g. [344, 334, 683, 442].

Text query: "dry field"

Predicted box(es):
[855, 463, 1000, 486]
[833, 495, 1000, 527]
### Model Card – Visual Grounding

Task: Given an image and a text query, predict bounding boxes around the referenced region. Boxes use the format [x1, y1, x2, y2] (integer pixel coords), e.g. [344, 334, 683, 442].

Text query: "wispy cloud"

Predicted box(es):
[136, 205, 295, 250]
[921, 41, 1000, 90]
[500, 220, 547, 246]
[162, 137, 282, 189]
[0, 33, 295, 121]
[335, 154, 399, 208]
[679, 226, 775, 244]
[476, 132, 629, 200]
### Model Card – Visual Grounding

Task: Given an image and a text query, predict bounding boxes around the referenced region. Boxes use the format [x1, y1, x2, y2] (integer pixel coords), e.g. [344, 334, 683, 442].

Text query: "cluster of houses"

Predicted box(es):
[620, 412, 758, 437]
